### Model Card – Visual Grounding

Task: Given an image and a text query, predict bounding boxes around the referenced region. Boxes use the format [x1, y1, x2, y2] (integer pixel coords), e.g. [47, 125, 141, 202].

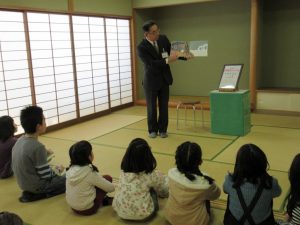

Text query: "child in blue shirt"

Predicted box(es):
[223, 143, 281, 225]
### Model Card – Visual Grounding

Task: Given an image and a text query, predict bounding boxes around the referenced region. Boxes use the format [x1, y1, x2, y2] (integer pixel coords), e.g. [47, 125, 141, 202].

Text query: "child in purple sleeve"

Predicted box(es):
[0, 116, 17, 179]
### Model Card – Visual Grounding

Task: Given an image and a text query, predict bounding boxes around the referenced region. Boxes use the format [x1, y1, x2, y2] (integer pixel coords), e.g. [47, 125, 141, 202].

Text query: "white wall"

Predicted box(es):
[257, 92, 300, 112]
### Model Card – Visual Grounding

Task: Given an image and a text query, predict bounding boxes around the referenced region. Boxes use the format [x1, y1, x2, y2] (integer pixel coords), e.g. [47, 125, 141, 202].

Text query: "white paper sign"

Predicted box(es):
[219, 64, 243, 91]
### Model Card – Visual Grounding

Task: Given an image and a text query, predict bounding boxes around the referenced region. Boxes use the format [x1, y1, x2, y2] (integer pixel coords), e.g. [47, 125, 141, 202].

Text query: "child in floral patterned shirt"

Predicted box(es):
[112, 138, 168, 221]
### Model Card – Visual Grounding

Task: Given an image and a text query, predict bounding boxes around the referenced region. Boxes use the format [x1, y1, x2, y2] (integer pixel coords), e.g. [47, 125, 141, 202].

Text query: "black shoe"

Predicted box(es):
[148, 132, 157, 138]
[19, 191, 47, 203]
[159, 132, 168, 138]
[102, 196, 113, 206]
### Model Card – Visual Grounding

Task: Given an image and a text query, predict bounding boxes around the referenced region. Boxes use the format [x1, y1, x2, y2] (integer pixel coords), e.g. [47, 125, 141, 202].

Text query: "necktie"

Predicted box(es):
[153, 41, 159, 54]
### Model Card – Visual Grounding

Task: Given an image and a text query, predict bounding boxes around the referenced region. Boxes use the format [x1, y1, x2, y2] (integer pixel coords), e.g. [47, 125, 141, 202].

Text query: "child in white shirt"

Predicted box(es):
[66, 140, 115, 215]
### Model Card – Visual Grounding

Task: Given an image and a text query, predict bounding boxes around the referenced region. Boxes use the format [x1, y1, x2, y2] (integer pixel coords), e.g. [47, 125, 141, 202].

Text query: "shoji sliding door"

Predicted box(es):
[0, 11, 32, 133]
[72, 16, 109, 117]
[27, 12, 76, 126]
[0, 10, 133, 131]
[105, 18, 132, 107]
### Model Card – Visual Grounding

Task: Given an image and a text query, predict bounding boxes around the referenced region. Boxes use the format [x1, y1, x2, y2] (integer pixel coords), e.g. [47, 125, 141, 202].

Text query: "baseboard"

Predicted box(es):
[254, 109, 300, 116]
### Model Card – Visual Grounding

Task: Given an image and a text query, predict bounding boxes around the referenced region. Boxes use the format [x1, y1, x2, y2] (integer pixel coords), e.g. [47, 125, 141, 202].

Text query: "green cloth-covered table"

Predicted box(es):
[210, 90, 251, 136]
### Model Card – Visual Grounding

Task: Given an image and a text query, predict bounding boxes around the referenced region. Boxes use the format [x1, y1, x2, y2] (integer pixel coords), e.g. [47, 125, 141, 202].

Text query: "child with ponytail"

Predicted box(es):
[66, 140, 115, 215]
[164, 141, 221, 225]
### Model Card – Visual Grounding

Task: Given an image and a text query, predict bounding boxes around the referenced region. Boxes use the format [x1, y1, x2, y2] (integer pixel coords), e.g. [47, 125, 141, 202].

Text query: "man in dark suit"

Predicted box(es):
[137, 20, 178, 138]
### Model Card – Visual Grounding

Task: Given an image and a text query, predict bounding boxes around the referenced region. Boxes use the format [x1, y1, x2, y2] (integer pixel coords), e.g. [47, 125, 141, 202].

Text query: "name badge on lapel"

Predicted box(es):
[162, 48, 168, 59]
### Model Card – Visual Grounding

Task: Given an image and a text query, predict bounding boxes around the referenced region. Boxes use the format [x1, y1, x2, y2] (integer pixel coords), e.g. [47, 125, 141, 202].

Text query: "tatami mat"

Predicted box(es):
[86, 144, 126, 179]
[126, 118, 236, 140]
[113, 105, 212, 123]
[251, 113, 300, 128]
[2, 106, 299, 225]
[91, 128, 233, 160]
[213, 125, 300, 171]
[39, 136, 76, 165]
[112, 106, 147, 116]
[44, 114, 146, 141]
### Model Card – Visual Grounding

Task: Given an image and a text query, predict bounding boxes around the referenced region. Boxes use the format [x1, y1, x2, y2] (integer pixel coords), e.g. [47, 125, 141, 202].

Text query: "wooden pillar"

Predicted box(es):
[131, 10, 138, 104]
[68, 0, 74, 13]
[249, 0, 259, 110]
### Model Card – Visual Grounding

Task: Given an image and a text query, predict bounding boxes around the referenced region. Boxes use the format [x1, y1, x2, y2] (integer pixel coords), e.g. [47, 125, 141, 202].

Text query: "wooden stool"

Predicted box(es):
[176, 100, 204, 129]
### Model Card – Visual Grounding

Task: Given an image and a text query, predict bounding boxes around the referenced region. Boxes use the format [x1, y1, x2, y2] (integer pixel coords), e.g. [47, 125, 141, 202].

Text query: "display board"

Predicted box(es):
[218, 64, 243, 92]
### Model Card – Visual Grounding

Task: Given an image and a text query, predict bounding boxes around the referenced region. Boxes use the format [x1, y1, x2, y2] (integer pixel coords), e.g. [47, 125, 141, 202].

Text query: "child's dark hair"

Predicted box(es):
[20, 106, 44, 134]
[121, 138, 156, 174]
[286, 153, 300, 217]
[0, 116, 15, 142]
[175, 141, 214, 184]
[231, 143, 272, 188]
[0, 211, 23, 225]
[68, 140, 98, 172]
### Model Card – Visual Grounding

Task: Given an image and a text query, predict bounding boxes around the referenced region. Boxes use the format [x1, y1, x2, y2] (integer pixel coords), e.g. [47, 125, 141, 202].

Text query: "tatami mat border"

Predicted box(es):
[122, 127, 236, 141]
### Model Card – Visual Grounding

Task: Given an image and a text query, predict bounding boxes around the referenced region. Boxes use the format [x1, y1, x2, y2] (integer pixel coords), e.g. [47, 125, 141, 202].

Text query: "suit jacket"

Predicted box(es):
[137, 35, 173, 90]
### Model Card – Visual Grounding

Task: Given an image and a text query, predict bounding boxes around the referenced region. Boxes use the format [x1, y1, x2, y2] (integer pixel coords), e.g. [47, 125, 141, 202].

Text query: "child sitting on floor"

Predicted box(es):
[164, 141, 221, 225]
[223, 143, 282, 225]
[66, 140, 115, 215]
[12, 106, 66, 202]
[112, 138, 168, 221]
[278, 153, 300, 225]
[0, 116, 17, 178]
